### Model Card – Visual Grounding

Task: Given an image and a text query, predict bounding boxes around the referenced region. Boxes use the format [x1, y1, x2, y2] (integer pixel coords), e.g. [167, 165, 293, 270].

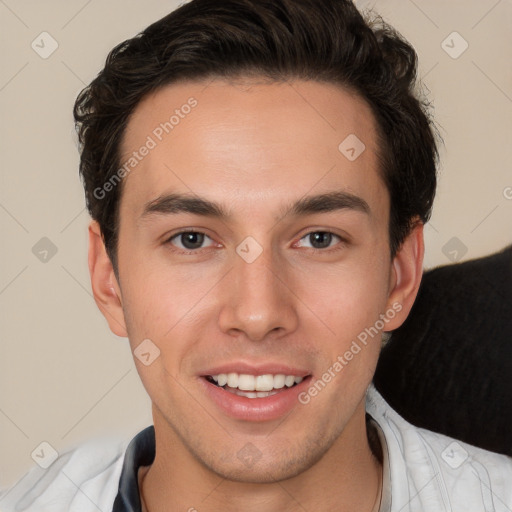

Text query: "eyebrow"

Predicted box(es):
[140, 191, 370, 221]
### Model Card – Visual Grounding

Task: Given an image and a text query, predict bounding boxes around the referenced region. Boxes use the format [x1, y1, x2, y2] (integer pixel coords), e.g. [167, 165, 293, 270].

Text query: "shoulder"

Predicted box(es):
[0, 434, 128, 512]
[366, 386, 512, 511]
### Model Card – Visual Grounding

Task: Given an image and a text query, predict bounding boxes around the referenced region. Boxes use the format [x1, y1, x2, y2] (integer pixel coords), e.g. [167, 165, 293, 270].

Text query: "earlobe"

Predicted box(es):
[384, 223, 424, 331]
[88, 221, 128, 337]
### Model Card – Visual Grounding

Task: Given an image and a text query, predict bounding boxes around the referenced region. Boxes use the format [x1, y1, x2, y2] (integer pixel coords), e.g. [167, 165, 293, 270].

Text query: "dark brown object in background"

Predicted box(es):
[374, 245, 512, 456]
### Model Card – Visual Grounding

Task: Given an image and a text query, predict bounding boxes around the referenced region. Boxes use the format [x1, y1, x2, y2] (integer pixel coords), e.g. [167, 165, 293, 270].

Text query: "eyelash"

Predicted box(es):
[165, 229, 346, 255]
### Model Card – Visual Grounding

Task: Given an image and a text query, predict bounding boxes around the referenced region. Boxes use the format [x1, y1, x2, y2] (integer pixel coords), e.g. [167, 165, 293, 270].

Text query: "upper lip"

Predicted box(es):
[199, 362, 311, 378]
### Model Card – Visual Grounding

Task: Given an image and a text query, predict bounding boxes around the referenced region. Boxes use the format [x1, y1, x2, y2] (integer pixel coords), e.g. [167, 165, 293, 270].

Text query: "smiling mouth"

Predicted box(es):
[204, 372, 310, 399]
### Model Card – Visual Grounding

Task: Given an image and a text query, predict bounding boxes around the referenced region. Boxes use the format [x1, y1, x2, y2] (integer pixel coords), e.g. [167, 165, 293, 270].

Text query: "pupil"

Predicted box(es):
[182, 232, 204, 249]
[310, 232, 331, 249]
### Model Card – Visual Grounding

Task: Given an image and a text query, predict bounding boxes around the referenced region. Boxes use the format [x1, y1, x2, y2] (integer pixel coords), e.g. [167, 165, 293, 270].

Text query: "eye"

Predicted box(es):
[296, 231, 342, 250]
[168, 231, 216, 251]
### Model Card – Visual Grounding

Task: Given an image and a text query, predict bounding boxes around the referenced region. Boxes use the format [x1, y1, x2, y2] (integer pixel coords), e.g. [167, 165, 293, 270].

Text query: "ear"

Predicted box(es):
[88, 221, 128, 337]
[383, 222, 424, 331]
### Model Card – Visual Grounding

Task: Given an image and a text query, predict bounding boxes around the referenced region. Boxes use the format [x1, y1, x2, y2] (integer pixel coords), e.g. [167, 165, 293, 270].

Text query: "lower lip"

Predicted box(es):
[199, 376, 311, 422]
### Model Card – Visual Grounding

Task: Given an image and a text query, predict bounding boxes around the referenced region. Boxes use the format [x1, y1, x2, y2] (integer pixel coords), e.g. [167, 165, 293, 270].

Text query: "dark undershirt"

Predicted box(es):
[112, 426, 155, 512]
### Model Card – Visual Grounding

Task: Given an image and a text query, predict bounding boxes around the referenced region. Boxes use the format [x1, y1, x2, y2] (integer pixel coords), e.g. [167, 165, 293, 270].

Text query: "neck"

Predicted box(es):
[140, 400, 382, 512]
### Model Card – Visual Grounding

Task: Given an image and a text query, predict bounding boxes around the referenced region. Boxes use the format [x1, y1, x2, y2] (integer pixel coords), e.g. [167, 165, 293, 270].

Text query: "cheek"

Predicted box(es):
[119, 273, 200, 402]
[299, 255, 391, 338]
[120, 262, 219, 356]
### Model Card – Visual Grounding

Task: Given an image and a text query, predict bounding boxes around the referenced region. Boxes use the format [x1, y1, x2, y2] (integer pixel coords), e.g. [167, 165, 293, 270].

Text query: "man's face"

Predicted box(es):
[105, 79, 410, 482]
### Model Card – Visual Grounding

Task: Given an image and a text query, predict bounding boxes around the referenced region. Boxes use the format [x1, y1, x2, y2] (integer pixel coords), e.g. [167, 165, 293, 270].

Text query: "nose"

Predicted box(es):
[217, 246, 298, 342]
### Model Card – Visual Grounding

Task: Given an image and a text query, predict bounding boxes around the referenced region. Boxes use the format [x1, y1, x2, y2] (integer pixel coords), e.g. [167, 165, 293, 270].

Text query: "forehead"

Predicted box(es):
[119, 79, 386, 219]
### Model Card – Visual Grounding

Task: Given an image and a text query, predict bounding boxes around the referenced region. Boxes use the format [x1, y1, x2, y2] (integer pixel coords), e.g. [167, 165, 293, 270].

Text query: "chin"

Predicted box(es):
[197, 435, 333, 484]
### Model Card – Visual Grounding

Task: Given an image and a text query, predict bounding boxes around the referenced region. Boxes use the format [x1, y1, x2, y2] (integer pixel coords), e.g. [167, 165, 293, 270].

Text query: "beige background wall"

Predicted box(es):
[1, 0, 511, 490]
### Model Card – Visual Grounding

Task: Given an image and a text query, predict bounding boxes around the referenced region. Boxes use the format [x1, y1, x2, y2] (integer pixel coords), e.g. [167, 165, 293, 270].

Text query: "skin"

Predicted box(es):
[89, 79, 424, 512]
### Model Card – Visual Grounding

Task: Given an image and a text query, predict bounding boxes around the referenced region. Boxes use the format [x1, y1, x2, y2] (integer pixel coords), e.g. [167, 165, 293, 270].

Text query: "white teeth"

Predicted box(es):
[224, 387, 279, 399]
[284, 375, 295, 387]
[255, 374, 274, 391]
[209, 372, 305, 391]
[273, 374, 285, 389]
[238, 374, 255, 391]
